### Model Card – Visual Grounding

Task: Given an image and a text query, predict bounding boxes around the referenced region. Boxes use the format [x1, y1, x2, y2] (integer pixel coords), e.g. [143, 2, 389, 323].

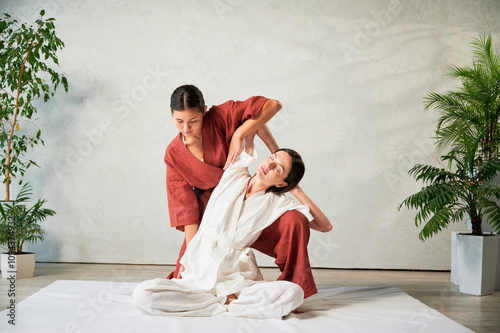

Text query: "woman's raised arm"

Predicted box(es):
[290, 185, 332, 233]
[224, 99, 282, 169]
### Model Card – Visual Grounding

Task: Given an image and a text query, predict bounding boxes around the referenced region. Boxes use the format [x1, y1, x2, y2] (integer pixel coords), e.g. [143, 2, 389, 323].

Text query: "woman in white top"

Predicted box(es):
[133, 143, 332, 319]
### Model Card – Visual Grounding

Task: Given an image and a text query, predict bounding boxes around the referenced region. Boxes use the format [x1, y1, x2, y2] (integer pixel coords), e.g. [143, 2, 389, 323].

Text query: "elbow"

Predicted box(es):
[274, 99, 283, 112]
[311, 219, 333, 233]
[321, 223, 333, 233]
[267, 99, 282, 115]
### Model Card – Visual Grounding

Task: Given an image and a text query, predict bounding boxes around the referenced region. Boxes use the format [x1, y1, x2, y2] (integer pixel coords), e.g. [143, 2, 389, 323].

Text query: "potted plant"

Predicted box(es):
[398, 34, 500, 295]
[0, 182, 55, 278]
[0, 10, 68, 277]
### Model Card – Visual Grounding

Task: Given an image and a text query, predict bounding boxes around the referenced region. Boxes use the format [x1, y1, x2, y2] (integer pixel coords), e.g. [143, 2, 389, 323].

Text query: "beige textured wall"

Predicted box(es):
[1, 0, 499, 269]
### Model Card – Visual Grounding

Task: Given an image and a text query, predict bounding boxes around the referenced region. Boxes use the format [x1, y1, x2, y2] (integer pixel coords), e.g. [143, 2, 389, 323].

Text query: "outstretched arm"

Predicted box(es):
[184, 224, 199, 246]
[176, 224, 199, 278]
[290, 185, 332, 233]
[256, 124, 280, 153]
[224, 99, 282, 169]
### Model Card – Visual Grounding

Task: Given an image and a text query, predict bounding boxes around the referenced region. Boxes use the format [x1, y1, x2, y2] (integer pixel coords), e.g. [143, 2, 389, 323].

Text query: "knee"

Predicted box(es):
[272, 281, 304, 304]
[279, 210, 310, 234]
[285, 281, 304, 300]
[133, 282, 148, 305]
[133, 280, 157, 313]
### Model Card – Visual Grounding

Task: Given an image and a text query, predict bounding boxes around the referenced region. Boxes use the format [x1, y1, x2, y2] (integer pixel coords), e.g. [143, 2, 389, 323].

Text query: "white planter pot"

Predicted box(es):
[1, 252, 36, 279]
[450, 231, 460, 285]
[456, 234, 499, 295]
[452, 232, 500, 290]
[494, 240, 500, 291]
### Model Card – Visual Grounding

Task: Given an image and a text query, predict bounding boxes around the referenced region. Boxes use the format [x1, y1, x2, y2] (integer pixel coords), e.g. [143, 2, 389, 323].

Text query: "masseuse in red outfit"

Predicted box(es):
[165, 85, 326, 298]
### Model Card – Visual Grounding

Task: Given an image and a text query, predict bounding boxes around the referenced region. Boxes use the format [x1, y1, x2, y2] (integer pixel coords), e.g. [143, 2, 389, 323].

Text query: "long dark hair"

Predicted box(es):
[170, 84, 205, 114]
[266, 148, 305, 194]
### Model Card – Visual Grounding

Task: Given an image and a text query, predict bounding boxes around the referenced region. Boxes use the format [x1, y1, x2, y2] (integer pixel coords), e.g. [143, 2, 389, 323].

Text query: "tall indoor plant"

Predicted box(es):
[0, 10, 68, 200]
[0, 10, 68, 278]
[398, 34, 500, 295]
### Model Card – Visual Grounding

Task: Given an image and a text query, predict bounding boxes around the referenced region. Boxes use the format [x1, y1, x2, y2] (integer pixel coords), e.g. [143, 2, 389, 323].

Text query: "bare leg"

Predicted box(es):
[225, 293, 238, 305]
[292, 306, 306, 314]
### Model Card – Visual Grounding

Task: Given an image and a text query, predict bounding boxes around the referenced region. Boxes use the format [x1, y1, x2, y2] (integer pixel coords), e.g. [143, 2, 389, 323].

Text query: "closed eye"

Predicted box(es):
[274, 153, 285, 174]
[270, 155, 283, 173]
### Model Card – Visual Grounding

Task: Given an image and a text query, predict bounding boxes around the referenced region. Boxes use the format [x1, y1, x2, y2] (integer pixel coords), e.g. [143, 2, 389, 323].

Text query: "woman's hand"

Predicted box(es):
[290, 184, 303, 198]
[224, 132, 257, 169]
[176, 264, 185, 279]
[224, 99, 282, 170]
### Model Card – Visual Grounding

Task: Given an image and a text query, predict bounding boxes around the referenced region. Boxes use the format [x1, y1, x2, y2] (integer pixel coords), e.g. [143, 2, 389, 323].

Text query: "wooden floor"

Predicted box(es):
[1, 263, 499, 332]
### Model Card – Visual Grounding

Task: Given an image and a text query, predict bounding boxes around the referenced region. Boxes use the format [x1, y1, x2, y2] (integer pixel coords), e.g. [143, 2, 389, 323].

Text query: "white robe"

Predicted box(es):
[134, 150, 313, 318]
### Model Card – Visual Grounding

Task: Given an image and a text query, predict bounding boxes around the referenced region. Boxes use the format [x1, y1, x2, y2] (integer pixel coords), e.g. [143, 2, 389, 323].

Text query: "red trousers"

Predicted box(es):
[167, 210, 318, 298]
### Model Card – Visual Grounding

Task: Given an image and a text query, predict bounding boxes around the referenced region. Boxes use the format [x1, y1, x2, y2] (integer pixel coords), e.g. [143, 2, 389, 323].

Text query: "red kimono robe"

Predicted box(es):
[164, 96, 318, 298]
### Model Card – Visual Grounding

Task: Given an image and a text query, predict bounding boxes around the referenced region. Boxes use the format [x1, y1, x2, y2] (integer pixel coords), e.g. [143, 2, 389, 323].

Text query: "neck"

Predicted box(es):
[183, 132, 202, 143]
[246, 176, 269, 197]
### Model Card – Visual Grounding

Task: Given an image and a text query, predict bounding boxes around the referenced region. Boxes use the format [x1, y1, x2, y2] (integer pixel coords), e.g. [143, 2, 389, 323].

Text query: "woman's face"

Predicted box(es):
[256, 150, 292, 188]
[172, 107, 205, 138]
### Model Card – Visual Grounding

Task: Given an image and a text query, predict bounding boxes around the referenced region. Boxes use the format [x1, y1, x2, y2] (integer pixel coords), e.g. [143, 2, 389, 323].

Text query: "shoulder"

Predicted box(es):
[225, 150, 257, 173]
[210, 96, 268, 114]
[268, 193, 312, 220]
[268, 192, 290, 203]
[206, 100, 234, 122]
[164, 134, 183, 164]
[209, 99, 234, 114]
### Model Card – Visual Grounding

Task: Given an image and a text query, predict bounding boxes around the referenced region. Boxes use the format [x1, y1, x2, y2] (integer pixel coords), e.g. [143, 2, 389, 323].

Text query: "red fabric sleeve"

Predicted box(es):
[211, 96, 269, 144]
[165, 158, 201, 232]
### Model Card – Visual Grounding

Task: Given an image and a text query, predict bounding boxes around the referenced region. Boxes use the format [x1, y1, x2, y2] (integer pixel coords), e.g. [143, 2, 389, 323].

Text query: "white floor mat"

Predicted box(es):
[0, 280, 472, 332]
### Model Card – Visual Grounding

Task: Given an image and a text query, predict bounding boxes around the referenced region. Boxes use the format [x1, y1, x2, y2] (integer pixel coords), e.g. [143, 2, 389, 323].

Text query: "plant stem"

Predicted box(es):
[469, 201, 483, 235]
[472, 218, 483, 235]
[5, 29, 37, 202]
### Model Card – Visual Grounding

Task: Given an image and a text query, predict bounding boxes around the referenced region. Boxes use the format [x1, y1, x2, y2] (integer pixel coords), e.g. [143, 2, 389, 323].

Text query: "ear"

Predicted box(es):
[276, 182, 288, 188]
[203, 105, 208, 115]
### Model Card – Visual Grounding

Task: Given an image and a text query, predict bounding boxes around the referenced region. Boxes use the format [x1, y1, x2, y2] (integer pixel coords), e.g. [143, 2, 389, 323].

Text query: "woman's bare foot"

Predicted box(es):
[292, 306, 306, 314]
[225, 294, 238, 305]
